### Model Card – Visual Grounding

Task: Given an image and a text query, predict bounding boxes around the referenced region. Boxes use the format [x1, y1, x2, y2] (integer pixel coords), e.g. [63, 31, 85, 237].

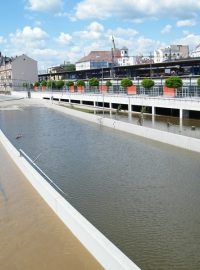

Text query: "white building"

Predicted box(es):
[0, 53, 38, 91]
[154, 45, 189, 63]
[191, 43, 200, 58]
[117, 47, 136, 66]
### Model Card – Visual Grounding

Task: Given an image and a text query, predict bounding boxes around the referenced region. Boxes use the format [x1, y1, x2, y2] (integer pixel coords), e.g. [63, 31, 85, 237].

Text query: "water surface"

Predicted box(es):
[0, 101, 200, 270]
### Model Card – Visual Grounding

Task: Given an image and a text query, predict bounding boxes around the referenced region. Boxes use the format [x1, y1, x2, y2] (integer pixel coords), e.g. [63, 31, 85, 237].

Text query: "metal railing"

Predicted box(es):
[19, 149, 69, 198]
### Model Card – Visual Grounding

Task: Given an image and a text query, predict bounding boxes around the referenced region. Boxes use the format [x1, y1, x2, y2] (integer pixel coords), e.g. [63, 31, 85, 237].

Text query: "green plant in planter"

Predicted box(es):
[56, 80, 65, 89]
[165, 76, 183, 89]
[141, 79, 154, 89]
[89, 77, 99, 87]
[41, 80, 47, 87]
[120, 78, 133, 88]
[47, 80, 56, 89]
[76, 80, 85, 87]
[34, 81, 40, 87]
[106, 80, 112, 89]
[66, 80, 74, 87]
[197, 78, 200, 87]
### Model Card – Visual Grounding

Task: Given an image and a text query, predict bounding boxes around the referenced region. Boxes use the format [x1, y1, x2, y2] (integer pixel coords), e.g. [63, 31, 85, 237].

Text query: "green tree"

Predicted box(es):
[76, 80, 85, 87]
[66, 80, 74, 87]
[89, 77, 99, 87]
[120, 78, 133, 88]
[47, 80, 56, 89]
[141, 79, 155, 89]
[56, 80, 65, 89]
[34, 81, 40, 87]
[106, 80, 112, 88]
[40, 80, 47, 87]
[63, 64, 76, 72]
[197, 78, 200, 87]
[165, 76, 183, 89]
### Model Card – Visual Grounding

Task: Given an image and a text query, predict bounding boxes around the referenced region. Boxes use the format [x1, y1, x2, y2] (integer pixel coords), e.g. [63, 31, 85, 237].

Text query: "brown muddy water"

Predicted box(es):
[0, 138, 103, 269]
[0, 99, 200, 270]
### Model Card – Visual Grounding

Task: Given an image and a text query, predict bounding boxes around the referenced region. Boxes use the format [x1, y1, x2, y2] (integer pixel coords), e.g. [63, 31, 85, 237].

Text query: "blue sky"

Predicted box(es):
[1, 0, 200, 70]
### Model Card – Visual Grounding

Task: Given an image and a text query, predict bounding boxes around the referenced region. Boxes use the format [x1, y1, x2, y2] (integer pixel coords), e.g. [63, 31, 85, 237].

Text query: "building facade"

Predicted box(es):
[154, 45, 189, 63]
[0, 53, 38, 91]
[191, 44, 200, 58]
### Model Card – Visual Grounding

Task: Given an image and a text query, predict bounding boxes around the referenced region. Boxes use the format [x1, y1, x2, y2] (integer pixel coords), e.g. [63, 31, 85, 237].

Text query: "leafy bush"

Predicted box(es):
[47, 80, 56, 89]
[89, 77, 99, 87]
[197, 78, 200, 87]
[121, 78, 133, 88]
[34, 81, 40, 87]
[106, 80, 112, 88]
[66, 80, 74, 87]
[41, 80, 47, 87]
[76, 80, 85, 87]
[165, 76, 183, 89]
[56, 80, 65, 89]
[141, 79, 154, 89]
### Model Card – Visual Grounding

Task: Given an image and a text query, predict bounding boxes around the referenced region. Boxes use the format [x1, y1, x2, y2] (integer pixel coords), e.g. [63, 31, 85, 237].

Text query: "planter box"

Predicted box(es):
[163, 86, 176, 97]
[100, 85, 107, 93]
[69, 86, 74, 92]
[127, 85, 136, 95]
[77, 86, 84, 93]
[42, 86, 46, 91]
[34, 86, 38, 91]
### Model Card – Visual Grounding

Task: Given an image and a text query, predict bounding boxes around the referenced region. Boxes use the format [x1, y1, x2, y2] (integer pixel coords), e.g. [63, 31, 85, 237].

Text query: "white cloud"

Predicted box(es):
[75, 0, 200, 20]
[74, 21, 104, 40]
[56, 32, 72, 44]
[161, 24, 172, 34]
[175, 34, 200, 49]
[176, 19, 196, 27]
[9, 26, 48, 50]
[27, 0, 63, 12]
[0, 36, 6, 44]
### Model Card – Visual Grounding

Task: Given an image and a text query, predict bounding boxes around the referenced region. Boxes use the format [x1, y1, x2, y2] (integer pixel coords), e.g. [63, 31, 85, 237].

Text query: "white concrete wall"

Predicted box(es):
[0, 129, 140, 270]
[43, 102, 200, 153]
[11, 91, 200, 152]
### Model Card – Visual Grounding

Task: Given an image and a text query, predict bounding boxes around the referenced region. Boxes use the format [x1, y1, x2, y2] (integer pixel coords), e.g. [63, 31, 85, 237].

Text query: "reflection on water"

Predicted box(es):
[60, 103, 200, 139]
[0, 103, 200, 270]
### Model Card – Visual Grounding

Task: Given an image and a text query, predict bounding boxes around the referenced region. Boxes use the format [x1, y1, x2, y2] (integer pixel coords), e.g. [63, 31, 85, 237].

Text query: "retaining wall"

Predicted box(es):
[0, 129, 140, 270]
[45, 102, 200, 153]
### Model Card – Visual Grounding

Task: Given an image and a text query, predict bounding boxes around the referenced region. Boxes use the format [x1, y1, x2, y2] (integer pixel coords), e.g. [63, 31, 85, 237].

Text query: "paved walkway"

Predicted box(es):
[0, 142, 103, 270]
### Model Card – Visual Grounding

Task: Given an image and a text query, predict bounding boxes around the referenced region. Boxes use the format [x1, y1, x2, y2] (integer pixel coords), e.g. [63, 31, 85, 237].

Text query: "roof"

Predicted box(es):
[76, 49, 121, 63]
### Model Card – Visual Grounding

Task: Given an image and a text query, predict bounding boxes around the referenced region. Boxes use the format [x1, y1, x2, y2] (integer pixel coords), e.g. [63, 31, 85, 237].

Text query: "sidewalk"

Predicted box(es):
[0, 142, 103, 270]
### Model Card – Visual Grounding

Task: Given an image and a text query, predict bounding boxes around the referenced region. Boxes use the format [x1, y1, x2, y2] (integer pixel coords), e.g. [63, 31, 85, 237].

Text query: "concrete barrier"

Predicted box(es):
[45, 102, 200, 153]
[0, 129, 141, 270]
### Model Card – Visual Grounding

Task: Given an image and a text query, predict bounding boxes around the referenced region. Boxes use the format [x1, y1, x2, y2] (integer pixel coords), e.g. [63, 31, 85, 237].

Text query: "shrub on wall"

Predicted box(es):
[89, 77, 99, 87]
[106, 80, 112, 88]
[47, 80, 56, 89]
[66, 80, 74, 87]
[40, 80, 47, 87]
[34, 81, 40, 87]
[56, 80, 65, 89]
[76, 80, 85, 87]
[120, 78, 133, 88]
[141, 79, 154, 89]
[165, 76, 183, 89]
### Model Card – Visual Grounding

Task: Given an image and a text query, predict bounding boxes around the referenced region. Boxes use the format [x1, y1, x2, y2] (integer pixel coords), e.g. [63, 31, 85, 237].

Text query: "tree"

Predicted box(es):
[47, 80, 56, 89]
[56, 80, 65, 89]
[63, 64, 75, 72]
[40, 80, 47, 87]
[89, 77, 99, 87]
[121, 78, 133, 88]
[66, 80, 74, 87]
[197, 78, 200, 87]
[141, 79, 154, 89]
[34, 81, 40, 87]
[165, 76, 183, 89]
[106, 80, 112, 88]
[76, 80, 85, 87]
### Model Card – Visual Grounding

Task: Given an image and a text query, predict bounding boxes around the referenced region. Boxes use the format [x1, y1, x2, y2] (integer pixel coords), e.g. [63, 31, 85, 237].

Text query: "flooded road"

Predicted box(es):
[0, 99, 200, 270]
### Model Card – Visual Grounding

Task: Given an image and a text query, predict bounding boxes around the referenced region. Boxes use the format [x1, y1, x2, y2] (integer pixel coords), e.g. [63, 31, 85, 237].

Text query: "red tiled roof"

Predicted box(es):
[76, 49, 121, 63]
